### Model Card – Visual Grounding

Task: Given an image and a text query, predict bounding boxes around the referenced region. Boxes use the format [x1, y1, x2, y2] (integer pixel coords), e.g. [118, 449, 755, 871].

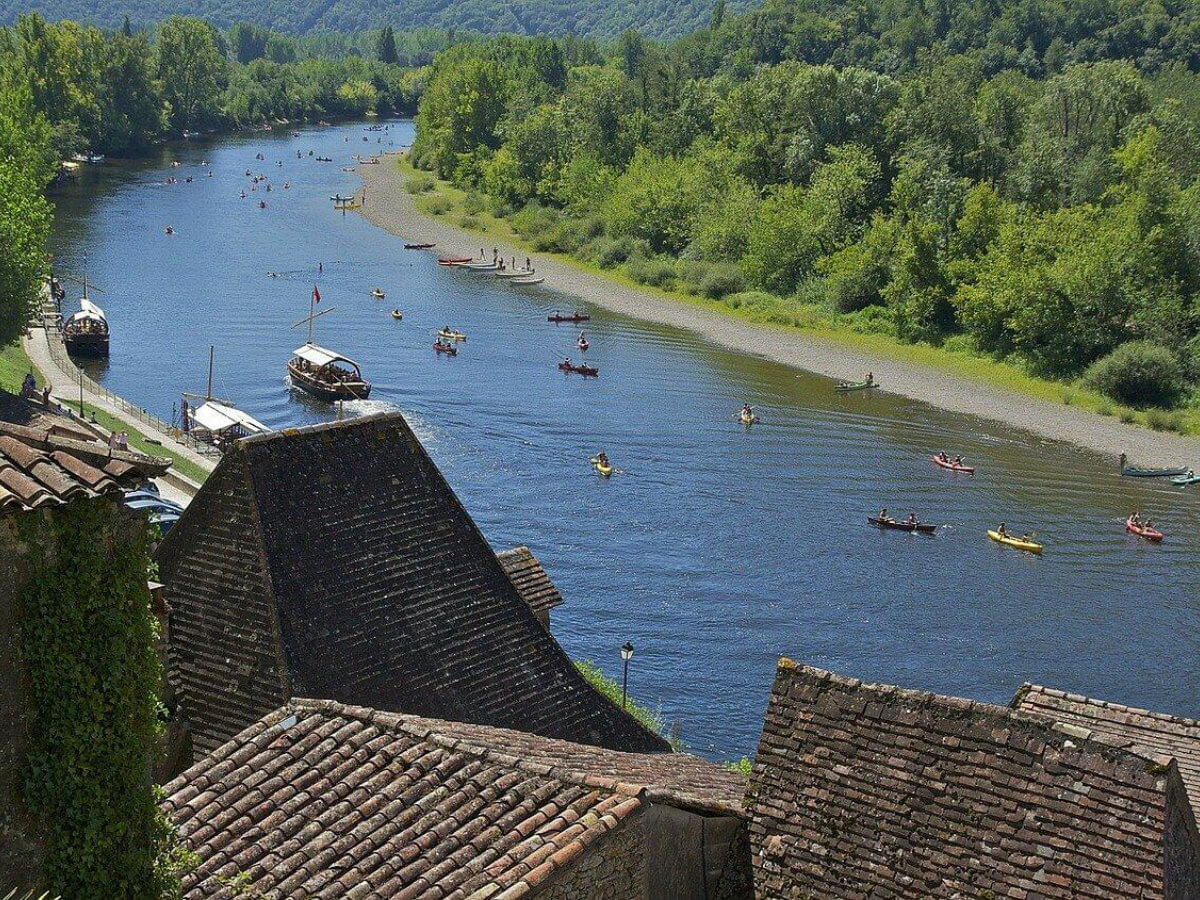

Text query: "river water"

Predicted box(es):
[49, 119, 1200, 759]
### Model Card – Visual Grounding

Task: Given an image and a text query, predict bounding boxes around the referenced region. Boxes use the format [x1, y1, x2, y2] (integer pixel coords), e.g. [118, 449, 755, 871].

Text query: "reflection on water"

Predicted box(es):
[49, 120, 1200, 760]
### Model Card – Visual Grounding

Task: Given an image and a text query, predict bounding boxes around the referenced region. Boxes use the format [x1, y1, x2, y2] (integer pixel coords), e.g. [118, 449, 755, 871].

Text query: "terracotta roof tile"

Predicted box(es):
[746, 658, 1200, 898]
[1015, 684, 1200, 813]
[156, 413, 667, 755]
[164, 699, 739, 898]
[0, 412, 169, 513]
[496, 547, 564, 616]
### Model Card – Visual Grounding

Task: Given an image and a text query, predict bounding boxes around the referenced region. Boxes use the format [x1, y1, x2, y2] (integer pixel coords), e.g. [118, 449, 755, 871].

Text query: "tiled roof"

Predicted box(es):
[1015, 684, 1200, 812]
[162, 699, 745, 898]
[0, 417, 169, 512]
[496, 546, 564, 616]
[156, 413, 669, 756]
[746, 658, 1200, 899]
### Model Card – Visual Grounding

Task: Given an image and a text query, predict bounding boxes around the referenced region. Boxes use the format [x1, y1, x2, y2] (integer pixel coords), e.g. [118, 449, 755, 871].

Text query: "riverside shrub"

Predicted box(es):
[1083, 341, 1185, 408]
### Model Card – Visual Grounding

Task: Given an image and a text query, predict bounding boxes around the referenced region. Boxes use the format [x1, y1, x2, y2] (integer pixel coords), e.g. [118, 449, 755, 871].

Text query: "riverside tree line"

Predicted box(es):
[411, 0, 1200, 418]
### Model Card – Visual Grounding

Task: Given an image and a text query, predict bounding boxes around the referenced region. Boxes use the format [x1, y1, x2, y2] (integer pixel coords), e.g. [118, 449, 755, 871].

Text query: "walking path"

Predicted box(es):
[358, 156, 1199, 469]
[25, 308, 214, 499]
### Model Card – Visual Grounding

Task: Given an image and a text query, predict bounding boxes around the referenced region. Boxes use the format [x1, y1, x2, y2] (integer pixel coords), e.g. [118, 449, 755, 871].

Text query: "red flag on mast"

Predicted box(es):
[312, 285, 321, 304]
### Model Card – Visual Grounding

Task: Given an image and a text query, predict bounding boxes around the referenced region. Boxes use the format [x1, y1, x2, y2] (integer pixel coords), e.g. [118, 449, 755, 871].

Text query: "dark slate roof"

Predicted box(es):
[156, 413, 668, 756]
[1015, 684, 1200, 813]
[0, 417, 168, 512]
[496, 546, 564, 616]
[746, 658, 1200, 899]
[163, 699, 744, 898]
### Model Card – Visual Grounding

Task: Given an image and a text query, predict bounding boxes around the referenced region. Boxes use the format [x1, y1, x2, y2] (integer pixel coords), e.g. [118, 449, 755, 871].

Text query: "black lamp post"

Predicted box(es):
[621, 641, 634, 709]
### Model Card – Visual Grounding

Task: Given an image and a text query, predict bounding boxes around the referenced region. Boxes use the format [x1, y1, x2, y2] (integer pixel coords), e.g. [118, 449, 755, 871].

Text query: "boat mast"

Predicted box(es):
[206, 345, 214, 400]
[308, 288, 315, 344]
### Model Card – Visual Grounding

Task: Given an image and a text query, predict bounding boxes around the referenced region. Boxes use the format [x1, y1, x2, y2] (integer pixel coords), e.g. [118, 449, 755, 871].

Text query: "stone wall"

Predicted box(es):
[540, 810, 646, 899]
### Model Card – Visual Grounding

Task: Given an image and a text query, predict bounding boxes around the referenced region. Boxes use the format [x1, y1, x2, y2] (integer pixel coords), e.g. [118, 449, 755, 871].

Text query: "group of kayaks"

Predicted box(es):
[865, 449, 1191, 554]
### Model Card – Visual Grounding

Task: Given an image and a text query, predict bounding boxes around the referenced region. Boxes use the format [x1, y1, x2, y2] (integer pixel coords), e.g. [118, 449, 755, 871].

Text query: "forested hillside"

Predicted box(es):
[0, 0, 751, 40]
[409, 0, 1200, 425]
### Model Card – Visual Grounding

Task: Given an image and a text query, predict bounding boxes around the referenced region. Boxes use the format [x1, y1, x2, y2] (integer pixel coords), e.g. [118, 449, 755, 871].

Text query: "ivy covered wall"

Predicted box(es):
[1, 500, 187, 898]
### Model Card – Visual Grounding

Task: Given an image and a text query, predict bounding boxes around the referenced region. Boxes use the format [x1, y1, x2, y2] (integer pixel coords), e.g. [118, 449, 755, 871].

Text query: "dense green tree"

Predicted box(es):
[156, 16, 227, 132]
[377, 25, 398, 64]
[0, 155, 51, 346]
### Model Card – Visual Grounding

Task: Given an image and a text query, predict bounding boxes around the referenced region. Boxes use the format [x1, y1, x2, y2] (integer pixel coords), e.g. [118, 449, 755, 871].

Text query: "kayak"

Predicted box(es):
[987, 530, 1042, 554]
[558, 362, 599, 377]
[390, 310, 403, 320]
[438, 257, 472, 266]
[932, 455, 975, 475]
[836, 380, 879, 393]
[371, 288, 385, 299]
[548, 314, 590, 323]
[1171, 472, 1200, 485]
[1126, 517, 1164, 542]
[739, 413, 760, 426]
[433, 342, 457, 355]
[577, 339, 589, 351]
[512, 276, 545, 285]
[869, 516, 936, 535]
[404, 242, 435, 250]
[594, 460, 613, 477]
[437, 329, 466, 341]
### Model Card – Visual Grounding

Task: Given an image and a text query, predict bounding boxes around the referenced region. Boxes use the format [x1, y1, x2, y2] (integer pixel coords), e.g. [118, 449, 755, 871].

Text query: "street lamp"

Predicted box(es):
[621, 641, 634, 709]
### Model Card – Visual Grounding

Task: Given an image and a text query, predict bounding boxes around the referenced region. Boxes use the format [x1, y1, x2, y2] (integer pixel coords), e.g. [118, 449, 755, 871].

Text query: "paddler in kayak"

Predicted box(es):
[997, 522, 1008, 537]
[905, 511, 918, 526]
[596, 451, 610, 468]
[878, 508, 891, 523]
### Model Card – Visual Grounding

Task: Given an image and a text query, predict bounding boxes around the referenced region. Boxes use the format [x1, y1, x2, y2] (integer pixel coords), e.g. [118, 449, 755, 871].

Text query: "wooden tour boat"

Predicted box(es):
[62, 279, 110, 357]
[287, 288, 371, 401]
[182, 347, 270, 451]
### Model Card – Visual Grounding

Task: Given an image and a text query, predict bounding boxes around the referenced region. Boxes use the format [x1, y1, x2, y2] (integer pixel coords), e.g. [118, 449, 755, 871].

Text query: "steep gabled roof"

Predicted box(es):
[496, 546, 564, 617]
[162, 699, 745, 898]
[1015, 683, 1200, 813]
[745, 658, 1200, 899]
[157, 413, 668, 756]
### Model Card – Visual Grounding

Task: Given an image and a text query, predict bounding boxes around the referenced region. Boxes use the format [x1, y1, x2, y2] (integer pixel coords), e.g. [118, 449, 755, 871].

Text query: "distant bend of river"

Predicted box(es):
[48, 119, 1200, 760]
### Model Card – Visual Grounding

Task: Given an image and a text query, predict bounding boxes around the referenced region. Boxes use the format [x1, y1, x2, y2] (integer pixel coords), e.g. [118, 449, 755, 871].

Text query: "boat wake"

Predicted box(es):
[341, 398, 400, 418]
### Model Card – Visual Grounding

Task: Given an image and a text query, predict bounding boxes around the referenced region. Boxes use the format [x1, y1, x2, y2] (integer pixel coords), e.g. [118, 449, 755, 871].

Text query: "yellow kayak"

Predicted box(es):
[988, 530, 1043, 554]
[591, 457, 613, 477]
[438, 329, 466, 341]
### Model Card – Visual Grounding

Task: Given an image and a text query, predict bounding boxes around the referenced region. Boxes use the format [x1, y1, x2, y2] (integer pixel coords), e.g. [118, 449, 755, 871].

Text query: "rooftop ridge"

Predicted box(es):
[1016, 682, 1200, 730]
[775, 657, 1179, 770]
[236, 409, 400, 447]
[290, 697, 746, 816]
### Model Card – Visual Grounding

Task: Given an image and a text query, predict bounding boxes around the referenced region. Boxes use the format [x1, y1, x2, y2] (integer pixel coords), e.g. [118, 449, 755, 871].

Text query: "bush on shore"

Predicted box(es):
[1083, 342, 1185, 409]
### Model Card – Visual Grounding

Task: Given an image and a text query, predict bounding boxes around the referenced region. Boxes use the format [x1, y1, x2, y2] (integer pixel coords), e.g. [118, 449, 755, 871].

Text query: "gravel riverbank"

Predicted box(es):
[358, 156, 1199, 469]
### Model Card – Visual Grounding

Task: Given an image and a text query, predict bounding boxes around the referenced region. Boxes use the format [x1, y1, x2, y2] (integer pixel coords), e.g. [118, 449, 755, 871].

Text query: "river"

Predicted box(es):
[48, 119, 1200, 760]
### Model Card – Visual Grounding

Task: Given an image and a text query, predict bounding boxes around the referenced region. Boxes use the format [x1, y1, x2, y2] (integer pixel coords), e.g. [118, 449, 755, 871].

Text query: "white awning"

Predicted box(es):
[292, 343, 358, 369]
[190, 400, 269, 435]
[69, 297, 107, 324]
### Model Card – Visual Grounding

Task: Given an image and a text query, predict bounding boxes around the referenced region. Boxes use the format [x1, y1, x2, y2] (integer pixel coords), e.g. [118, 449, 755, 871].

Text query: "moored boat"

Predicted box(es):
[62, 295, 110, 358]
[511, 276, 545, 285]
[869, 516, 936, 535]
[182, 346, 270, 450]
[987, 529, 1042, 554]
[1119, 453, 1188, 478]
[1126, 517, 1164, 542]
[404, 242, 435, 250]
[438, 256, 473, 266]
[836, 378, 878, 393]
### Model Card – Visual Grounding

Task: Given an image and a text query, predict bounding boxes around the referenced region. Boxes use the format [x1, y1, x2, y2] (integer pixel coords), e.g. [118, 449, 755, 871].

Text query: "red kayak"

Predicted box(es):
[438, 257, 472, 266]
[433, 341, 458, 356]
[1126, 517, 1164, 542]
[932, 455, 975, 475]
[558, 362, 598, 377]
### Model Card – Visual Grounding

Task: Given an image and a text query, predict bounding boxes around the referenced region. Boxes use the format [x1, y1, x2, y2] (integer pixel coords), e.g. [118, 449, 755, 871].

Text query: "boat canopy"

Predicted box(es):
[69, 297, 107, 323]
[190, 400, 269, 436]
[292, 342, 360, 370]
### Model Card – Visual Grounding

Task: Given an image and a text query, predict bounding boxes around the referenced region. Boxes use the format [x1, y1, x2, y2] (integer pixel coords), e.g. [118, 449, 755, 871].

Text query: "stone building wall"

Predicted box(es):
[540, 811, 646, 899]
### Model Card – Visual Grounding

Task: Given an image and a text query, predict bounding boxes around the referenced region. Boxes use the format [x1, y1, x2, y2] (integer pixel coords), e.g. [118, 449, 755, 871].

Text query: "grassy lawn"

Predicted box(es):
[2, 339, 211, 483]
[398, 155, 1199, 437]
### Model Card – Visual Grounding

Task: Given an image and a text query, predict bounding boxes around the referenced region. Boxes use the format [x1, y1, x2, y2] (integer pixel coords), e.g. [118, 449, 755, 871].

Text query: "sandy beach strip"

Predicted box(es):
[357, 156, 1199, 469]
